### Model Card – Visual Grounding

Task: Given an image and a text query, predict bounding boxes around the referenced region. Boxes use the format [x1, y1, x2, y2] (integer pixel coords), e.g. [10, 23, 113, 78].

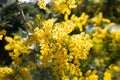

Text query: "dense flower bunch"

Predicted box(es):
[0, 35, 36, 80]
[38, 0, 47, 10]
[26, 18, 92, 80]
[91, 14, 120, 80]
[0, 66, 14, 80]
[5, 35, 30, 64]
[91, 12, 110, 27]
[50, 0, 77, 14]
[0, 0, 120, 80]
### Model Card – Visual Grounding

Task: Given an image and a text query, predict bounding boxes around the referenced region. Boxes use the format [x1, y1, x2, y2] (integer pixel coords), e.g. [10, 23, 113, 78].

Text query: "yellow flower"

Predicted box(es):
[0, 29, 6, 35]
[62, 76, 69, 80]
[69, 33, 92, 60]
[113, 66, 120, 71]
[0, 66, 14, 79]
[5, 36, 14, 43]
[70, 13, 89, 31]
[38, 0, 46, 10]
[19, 67, 32, 79]
[5, 35, 30, 65]
[91, 12, 110, 27]
[69, 4, 77, 8]
[29, 12, 92, 80]
[51, 0, 76, 14]
[72, 77, 78, 80]
[64, 13, 69, 21]
[109, 64, 120, 72]
[103, 70, 112, 80]
[85, 70, 98, 80]
[27, 61, 36, 70]
[36, 14, 41, 20]
[0, 29, 6, 41]
[0, 35, 3, 40]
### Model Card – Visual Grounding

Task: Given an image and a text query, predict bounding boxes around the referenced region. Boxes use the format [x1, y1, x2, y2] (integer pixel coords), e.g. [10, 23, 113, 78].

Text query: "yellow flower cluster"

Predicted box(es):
[109, 64, 120, 72]
[0, 0, 120, 79]
[2, 35, 37, 80]
[103, 69, 112, 80]
[5, 35, 30, 64]
[103, 64, 120, 80]
[71, 13, 89, 31]
[1, 0, 120, 79]
[94, 58, 104, 67]
[91, 12, 110, 27]
[0, 66, 14, 80]
[64, 12, 89, 31]
[84, 70, 98, 80]
[51, 0, 77, 14]
[0, 29, 6, 40]
[52, 21, 75, 43]
[38, 0, 46, 10]
[28, 16, 92, 79]
[110, 29, 120, 42]
[91, 19, 120, 80]
[92, 22, 120, 54]
[92, 26, 109, 54]
[29, 19, 55, 67]
[16, 67, 32, 80]
[52, 33, 92, 80]
[69, 33, 92, 60]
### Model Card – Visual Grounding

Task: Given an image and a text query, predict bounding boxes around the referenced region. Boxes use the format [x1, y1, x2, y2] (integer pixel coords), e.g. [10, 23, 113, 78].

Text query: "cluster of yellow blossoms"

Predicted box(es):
[38, 0, 46, 10]
[104, 64, 120, 80]
[0, 0, 120, 80]
[0, 29, 6, 40]
[50, 0, 77, 14]
[91, 13, 120, 80]
[5, 35, 30, 64]
[26, 17, 92, 79]
[84, 70, 98, 80]
[1, 35, 35, 80]
[69, 13, 89, 31]
[91, 12, 111, 27]
[0, 67, 14, 80]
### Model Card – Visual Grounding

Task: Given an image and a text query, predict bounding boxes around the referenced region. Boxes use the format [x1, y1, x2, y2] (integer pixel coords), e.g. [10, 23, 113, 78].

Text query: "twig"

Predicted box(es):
[16, 0, 29, 33]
